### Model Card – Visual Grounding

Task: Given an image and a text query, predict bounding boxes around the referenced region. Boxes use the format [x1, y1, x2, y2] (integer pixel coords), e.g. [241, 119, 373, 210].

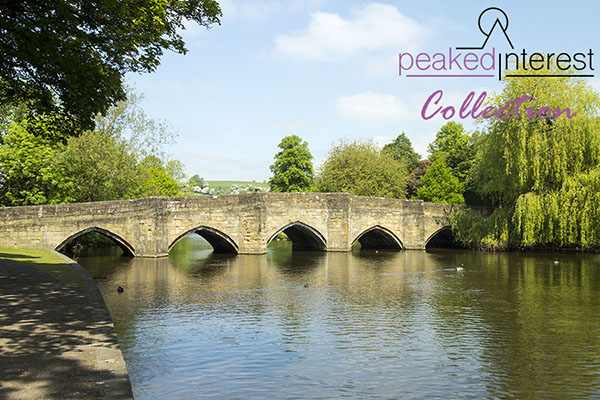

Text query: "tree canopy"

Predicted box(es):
[452, 68, 600, 249]
[317, 139, 406, 198]
[382, 132, 421, 171]
[0, 89, 182, 205]
[406, 159, 431, 199]
[428, 122, 474, 182]
[0, 120, 73, 205]
[269, 135, 315, 192]
[416, 158, 464, 204]
[0, 0, 222, 130]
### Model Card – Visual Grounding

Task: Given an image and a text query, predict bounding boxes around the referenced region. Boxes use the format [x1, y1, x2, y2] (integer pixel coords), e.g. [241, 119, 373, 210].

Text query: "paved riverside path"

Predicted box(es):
[0, 250, 132, 399]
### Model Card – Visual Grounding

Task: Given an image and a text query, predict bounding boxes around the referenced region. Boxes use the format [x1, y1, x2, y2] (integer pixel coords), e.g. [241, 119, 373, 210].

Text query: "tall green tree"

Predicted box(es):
[453, 68, 600, 249]
[382, 132, 421, 171]
[269, 135, 314, 192]
[428, 122, 474, 181]
[417, 158, 464, 204]
[317, 139, 406, 198]
[0, 0, 221, 131]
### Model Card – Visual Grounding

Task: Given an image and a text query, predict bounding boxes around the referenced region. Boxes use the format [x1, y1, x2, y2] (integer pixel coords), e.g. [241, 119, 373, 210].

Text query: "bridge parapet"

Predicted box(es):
[0, 193, 460, 256]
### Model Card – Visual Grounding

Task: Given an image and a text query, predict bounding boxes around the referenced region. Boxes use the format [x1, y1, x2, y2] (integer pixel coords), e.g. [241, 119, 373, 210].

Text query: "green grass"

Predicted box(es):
[0, 248, 84, 287]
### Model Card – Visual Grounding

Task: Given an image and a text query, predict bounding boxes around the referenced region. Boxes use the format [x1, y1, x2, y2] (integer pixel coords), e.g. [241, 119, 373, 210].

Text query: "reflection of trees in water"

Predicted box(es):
[267, 241, 325, 275]
[171, 251, 237, 278]
[78, 243, 600, 399]
[61, 231, 126, 258]
[426, 251, 600, 399]
[76, 254, 130, 279]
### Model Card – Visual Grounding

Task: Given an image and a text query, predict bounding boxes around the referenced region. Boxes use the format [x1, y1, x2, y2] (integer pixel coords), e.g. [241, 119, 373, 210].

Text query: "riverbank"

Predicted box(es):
[0, 248, 132, 399]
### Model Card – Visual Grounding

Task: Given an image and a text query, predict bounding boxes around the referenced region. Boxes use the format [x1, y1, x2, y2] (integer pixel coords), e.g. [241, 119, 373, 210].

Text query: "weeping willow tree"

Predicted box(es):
[452, 67, 600, 249]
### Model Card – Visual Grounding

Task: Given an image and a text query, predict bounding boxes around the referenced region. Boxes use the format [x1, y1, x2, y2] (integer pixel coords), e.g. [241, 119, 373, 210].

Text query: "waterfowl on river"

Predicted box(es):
[117, 286, 124, 293]
[456, 264, 464, 272]
[554, 258, 559, 265]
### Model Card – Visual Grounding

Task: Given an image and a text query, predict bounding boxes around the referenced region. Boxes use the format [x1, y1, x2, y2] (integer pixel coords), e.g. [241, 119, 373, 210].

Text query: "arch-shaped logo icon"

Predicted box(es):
[457, 7, 514, 50]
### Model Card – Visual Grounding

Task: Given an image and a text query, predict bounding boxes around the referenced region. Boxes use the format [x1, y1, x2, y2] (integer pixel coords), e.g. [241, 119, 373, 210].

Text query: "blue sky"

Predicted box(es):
[126, 0, 600, 181]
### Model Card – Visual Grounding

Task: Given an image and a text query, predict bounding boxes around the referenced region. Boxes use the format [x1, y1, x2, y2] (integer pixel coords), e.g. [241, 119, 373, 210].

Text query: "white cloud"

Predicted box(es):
[335, 92, 410, 121]
[274, 3, 428, 61]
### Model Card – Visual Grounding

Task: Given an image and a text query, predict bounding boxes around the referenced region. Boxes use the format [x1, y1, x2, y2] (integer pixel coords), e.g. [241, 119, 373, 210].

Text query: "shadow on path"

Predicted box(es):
[0, 257, 132, 399]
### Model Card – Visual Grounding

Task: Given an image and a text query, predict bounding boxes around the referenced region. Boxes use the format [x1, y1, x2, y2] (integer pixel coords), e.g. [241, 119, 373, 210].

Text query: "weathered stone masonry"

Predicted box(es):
[0, 193, 458, 256]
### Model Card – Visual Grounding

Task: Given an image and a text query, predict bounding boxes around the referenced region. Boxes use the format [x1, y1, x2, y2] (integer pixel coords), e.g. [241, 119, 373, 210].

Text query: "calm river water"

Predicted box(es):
[77, 237, 600, 399]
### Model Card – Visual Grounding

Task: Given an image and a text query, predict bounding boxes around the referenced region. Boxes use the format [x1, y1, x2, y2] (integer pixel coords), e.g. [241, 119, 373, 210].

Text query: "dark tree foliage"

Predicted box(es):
[406, 159, 431, 199]
[0, 0, 221, 131]
[382, 132, 420, 171]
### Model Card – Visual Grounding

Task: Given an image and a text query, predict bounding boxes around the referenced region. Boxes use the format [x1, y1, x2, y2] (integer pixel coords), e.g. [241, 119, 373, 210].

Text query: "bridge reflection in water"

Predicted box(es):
[76, 238, 600, 399]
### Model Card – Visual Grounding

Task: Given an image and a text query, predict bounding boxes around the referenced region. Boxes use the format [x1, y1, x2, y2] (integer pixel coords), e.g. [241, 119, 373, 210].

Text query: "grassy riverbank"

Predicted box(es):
[0, 247, 84, 286]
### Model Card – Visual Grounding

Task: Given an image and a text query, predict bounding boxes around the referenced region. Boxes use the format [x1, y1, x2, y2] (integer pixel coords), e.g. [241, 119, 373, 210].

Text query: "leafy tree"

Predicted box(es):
[269, 135, 314, 192]
[0, 119, 74, 205]
[58, 132, 182, 202]
[55, 88, 184, 202]
[0, 0, 222, 130]
[137, 156, 180, 197]
[416, 158, 464, 204]
[0, 89, 185, 205]
[453, 68, 600, 249]
[166, 160, 186, 183]
[317, 139, 406, 198]
[473, 72, 600, 205]
[57, 130, 139, 202]
[428, 122, 474, 181]
[382, 132, 421, 171]
[94, 89, 176, 159]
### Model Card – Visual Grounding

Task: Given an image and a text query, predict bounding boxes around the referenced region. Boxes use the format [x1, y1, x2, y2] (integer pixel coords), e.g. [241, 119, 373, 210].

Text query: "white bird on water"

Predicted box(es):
[456, 264, 464, 271]
[554, 258, 559, 265]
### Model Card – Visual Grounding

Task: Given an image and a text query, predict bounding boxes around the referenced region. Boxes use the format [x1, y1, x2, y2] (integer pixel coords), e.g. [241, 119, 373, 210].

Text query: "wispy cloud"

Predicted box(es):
[274, 3, 428, 61]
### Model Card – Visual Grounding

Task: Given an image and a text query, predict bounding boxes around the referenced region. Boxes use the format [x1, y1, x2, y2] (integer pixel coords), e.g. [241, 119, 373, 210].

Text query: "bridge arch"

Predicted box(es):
[267, 221, 326, 251]
[55, 227, 135, 256]
[425, 226, 460, 249]
[169, 226, 238, 254]
[352, 225, 403, 250]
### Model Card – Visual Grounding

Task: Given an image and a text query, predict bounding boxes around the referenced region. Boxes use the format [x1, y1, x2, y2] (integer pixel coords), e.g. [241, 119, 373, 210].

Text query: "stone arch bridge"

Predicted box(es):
[0, 193, 461, 256]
